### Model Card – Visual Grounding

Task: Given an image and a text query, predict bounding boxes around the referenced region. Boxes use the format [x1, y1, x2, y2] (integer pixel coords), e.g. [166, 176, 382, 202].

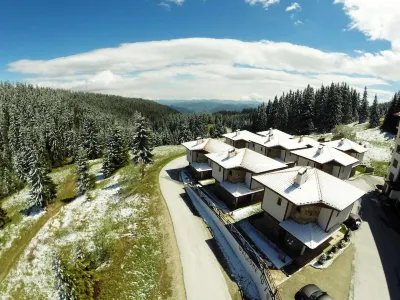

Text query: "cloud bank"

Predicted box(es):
[7, 37, 397, 102]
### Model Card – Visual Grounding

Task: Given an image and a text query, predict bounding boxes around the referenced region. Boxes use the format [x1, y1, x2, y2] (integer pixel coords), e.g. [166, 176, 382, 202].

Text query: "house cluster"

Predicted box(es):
[182, 129, 366, 257]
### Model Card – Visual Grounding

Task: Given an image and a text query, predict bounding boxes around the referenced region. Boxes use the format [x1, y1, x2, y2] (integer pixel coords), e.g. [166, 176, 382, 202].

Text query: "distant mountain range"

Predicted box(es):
[154, 99, 260, 113]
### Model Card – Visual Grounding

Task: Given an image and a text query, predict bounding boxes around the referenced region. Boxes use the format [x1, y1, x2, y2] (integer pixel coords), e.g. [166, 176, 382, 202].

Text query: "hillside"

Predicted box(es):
[155, 99, 260, 113]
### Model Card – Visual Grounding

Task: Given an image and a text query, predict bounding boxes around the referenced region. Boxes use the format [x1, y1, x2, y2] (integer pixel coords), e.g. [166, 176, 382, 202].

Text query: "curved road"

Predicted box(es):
[159, 156, 231, 300]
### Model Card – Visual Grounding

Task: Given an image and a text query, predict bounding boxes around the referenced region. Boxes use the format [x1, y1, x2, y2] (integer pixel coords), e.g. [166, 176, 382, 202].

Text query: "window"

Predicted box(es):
[209, 161, 213, 168]
[397, 145, 400, 154]
[219, 166, 222, 172]
[252, 143, 255, 148]
[393, 159, 399, 169]
[336, 211, 340, 217]
[389, 172, 395, 181]
[277, 198, 282, 206]
[341, 167, 344, 173]
[307, 162, 310, 166]
[229, 170, 233, 175]
[296, 206, 301, 212]
[261, 147, 263, 151]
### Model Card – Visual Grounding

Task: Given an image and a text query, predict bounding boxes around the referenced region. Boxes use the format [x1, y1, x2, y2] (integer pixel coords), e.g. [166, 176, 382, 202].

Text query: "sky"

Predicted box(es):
[1, 0, 400, 103]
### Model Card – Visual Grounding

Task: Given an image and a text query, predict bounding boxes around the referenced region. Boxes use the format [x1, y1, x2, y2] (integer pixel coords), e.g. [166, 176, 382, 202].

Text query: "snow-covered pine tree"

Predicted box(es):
[277, 97, 288, 131]
[359, 87, 369, 123]
[313, 85, 325, 132]
[369, 95, 380, 128]
[298, 85, 315, 134]
[381, 92, 400, 134]
[325, 83, 343, 132]
[341, 83, 353, 124]
[102, 127, 128, 178]
[131, 115, 153, 165]
[28, 152, 57, 209]
[80, 118, 102, 160]
[178, 121, 192, 143]
[76, 147, 93, 194]
[351, 90, 359, 123]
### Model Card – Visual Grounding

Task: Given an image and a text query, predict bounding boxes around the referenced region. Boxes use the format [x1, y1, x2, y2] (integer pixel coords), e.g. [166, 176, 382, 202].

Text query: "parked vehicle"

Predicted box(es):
[295, 284, 333, 300]
[343, 213, 362, 230]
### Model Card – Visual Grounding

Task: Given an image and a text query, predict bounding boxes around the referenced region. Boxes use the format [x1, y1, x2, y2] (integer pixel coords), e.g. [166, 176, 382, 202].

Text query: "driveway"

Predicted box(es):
[348, 176, 400, 300]
[159, 156, 231, 300]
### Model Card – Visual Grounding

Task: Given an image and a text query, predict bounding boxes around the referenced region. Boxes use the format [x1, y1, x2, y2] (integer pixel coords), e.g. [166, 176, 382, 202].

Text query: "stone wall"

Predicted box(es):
[234, 140, 247, 149]
[227, 168, 246, 184]
[290, 205, 321, 224]
[193, 151, 208, 163]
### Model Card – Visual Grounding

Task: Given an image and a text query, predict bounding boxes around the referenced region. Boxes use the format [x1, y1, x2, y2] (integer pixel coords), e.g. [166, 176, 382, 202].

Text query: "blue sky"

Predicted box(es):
[2, 0, 400, 102]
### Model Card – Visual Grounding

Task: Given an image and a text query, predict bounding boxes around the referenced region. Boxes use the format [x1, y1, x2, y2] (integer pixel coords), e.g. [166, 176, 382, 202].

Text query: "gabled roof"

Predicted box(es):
[248, 134, 308, 151]
[181, 138, 232, 153]
[322, 138, 368, 154]
[291, 145, 359, 166]
[222, 130, 261, 142]
[257, 129, 293, 139]
[205, 148, 287, 174]
[253, 166, 365, 210]
[290, 136, 320, 148]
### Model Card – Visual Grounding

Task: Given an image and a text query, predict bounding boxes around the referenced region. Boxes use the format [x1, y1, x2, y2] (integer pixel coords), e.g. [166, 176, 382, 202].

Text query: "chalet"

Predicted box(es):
[182, 138, 232, 180]
[257, 128, 293, 139]
[247, 133, 311, 163]
[291, 145, 359, 180]
[205, 148, 287, 209]
[223, 130, 261, 149]
[323, 138, 367, 162]
[252, 167, 365, 256]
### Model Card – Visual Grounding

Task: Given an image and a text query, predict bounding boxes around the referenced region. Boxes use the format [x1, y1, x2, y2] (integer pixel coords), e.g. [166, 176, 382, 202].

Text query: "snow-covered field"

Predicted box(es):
[0, 162, 147, 299]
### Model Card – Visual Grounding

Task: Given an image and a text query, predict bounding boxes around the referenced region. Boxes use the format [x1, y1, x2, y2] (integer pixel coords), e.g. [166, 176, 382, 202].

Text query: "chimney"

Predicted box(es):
[296, 167, 308, 186]
[299, 136, 304, 142]
[317, 145, 324, 155]
[235, 129, 240, 137]
[196, 137, 202, 145]
[269, 128, 273, 135]
[228, 148, 235, 158]
[339, 138, 345, 146]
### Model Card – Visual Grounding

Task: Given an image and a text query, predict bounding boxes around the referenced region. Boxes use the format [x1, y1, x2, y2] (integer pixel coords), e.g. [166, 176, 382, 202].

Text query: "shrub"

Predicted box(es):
[0, 206, 11, 229]
[332, 125, 357, 141]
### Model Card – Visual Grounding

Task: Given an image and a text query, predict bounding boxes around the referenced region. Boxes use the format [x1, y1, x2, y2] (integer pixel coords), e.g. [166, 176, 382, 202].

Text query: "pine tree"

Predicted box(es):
[298, 85, 315, 134]
[381, 92, 400, 134]
[359, 87, 369, 123]
[254, 103, 268, 131]
[28, 153, 57, 209]
[369, 95, 380, 128]
[80, 118, 101, 160]
[325, 83, 342, 132]
[76, 148, 93, 194]
[341, 83, 353, 124]
[178, 121, 192, 143]
[131, 115, 153, 166]
[314, 86, 325, 132]
[102, 127, 128, 178]
[210, 116, 225, 138]
[351, 90, 359, 123]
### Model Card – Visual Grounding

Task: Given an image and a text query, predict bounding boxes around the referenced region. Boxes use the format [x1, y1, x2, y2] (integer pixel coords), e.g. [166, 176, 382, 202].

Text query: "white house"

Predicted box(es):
[252, 166, 365, 256]
[181, 138, 232, 180]
[291, 145, 360, 180]
[205, 148, 287, 209]
[223, 130, 261, 149]
[323, 138, 368, 162]
[247, 133, 312, 163]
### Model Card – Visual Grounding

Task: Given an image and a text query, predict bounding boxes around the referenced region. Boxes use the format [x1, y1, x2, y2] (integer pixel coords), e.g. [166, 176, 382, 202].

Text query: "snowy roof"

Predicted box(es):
[191, 162, 212, 172]
[253, 166, 365, 210]
[248, 133, 308, 150]
[291, 145, 359, 166]
[290, 136, 320, 148]
[223, 130, 261, 142]
[257, 129, 293, 139]
[206, 148, 287, 174]
[280, 219, 340, 249]
[231, 203, 264, 222]
[220, 181, 263, 197]
[322, 138, 368, 154]
[181, 138, 232, 153]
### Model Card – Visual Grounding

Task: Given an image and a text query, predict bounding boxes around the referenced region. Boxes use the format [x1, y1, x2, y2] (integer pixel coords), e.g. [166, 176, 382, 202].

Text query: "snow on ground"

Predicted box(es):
[356, 127, 395, 142]
[0, 170, 147, 298]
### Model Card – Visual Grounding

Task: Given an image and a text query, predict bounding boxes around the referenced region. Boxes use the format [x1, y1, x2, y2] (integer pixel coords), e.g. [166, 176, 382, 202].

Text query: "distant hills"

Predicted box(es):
[154, 99, 260, 113]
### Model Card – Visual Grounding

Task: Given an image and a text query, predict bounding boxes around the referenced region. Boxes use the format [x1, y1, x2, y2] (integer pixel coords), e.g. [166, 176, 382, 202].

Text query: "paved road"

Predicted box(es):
[159, 156, 231, 300]
[348, 176, 400, 300]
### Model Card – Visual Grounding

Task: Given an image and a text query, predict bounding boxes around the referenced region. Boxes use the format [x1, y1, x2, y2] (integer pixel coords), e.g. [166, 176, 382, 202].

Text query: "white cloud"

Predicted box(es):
[244, 0, 280, 10]
[294, 20, 303, 25]
[334, 0, 400, 49]
[159, 0, 184, 9]
[7, 38, 397, 102]
[286, 2, 301, 12]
